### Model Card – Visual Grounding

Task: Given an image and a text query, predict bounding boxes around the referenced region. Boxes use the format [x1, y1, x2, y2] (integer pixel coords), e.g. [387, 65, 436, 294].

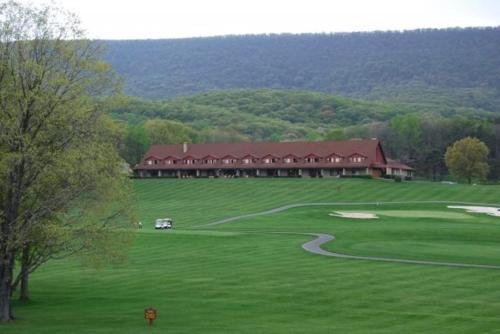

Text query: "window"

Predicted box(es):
[242, 158, 253, 164]
[146, 160, 153, 165]
[263, 157, 278, 164]
[203, 159, 217, 164]
[183, 159, 196, 165]
[305, 157, 319, 163]
[349, 156, 365, 163]
[326, 156, 342, 163]
[283, 157, 297, 163]
[164, 160, 172, 165]
[222, 158, 236, 164]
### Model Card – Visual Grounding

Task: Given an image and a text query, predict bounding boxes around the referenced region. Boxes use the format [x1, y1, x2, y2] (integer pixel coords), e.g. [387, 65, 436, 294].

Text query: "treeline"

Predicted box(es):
[118, 115, 500, 180]
[326, 115, 500, 180]
[103, 28, 500, 113]
[109, 89, 495, 143]
[109, 90, 500, 180]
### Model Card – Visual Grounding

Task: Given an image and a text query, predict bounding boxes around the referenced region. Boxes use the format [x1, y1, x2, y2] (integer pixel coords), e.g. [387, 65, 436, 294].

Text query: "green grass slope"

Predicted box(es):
[214, 203, 500, 265]
[4, 179, 500, 333]
[133, 178, 500, 227]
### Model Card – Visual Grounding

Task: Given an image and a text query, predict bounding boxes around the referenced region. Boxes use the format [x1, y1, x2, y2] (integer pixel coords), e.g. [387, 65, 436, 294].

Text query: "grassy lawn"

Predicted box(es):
[4, 178, 500, 333]
[133, 178, 500, 228]
[213, 203, 500, 265]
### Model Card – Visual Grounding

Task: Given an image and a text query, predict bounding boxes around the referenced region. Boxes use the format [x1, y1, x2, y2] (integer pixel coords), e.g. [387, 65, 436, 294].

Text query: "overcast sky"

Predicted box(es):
[27, 0, 500, 39]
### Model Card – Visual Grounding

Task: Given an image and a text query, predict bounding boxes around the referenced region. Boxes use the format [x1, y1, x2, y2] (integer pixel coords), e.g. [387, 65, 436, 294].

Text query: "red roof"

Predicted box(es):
[385, 159, 414, 170]
[136, 139, 388, 170]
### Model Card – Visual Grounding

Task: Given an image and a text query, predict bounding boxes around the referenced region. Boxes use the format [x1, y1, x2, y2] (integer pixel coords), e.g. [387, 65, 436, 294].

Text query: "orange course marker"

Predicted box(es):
[144, 307, 157, 326]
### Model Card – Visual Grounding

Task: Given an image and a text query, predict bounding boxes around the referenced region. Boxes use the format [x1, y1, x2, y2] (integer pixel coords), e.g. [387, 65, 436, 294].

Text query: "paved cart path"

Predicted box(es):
[195, 201, 500, 270]
[300, 233, 500, 269]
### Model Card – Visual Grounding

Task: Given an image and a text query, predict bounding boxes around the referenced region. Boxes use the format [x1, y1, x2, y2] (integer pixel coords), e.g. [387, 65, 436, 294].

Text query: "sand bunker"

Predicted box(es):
[329, 212, 379, 219]
[448, 206, 500, 217]
[360, 210, 470, 219]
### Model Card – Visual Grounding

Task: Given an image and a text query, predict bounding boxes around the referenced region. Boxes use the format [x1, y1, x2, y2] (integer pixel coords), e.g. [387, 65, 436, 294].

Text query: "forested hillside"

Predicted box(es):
[110, 89, 495, 140]
[104, 27, 500, 112]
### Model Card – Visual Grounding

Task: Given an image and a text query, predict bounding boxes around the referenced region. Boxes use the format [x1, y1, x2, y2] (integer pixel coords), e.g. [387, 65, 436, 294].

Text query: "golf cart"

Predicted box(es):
[155, 218, 173, 229]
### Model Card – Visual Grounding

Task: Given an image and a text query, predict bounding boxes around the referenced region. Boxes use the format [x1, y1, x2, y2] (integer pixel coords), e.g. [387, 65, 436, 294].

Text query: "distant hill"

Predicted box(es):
[103, 27, 500, 112]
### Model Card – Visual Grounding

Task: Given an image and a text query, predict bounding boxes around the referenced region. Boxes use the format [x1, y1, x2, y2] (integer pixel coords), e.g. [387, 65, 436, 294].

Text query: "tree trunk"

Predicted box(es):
[19, 246, 30, 301]
[0, 251, 15, 321]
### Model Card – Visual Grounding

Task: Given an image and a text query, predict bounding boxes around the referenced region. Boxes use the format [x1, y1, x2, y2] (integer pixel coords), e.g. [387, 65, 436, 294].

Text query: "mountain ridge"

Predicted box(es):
[103, 27, 500, 113]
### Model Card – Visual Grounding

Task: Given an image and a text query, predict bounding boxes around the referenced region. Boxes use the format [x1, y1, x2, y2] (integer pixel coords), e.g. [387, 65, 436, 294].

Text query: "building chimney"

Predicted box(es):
[183, 142, 188, 153]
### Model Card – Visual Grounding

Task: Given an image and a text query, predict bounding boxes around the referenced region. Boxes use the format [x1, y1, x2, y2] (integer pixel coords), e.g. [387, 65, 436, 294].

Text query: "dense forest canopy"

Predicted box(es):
[110, 89, 495, 141]
[103, 27, 500, 113]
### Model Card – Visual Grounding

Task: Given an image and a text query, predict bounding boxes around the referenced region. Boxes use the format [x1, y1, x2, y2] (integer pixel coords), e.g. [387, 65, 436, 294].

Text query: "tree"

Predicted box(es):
[444, 137, 490, 184]
[121, 124, 151, 165]
[0, 1, 131, 321]
[324, 128, 345, 141]
[143, 119, 195, 145]
[389, 114, 422, 163]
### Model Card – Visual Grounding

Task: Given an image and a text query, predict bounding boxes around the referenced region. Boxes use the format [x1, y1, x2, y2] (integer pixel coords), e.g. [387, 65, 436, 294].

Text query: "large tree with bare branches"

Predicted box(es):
[0, 1, 132, 321]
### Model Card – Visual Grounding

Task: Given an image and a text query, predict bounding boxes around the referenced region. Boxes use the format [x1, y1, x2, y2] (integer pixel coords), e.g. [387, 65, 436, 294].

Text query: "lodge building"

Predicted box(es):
[133, 139, 413, 178]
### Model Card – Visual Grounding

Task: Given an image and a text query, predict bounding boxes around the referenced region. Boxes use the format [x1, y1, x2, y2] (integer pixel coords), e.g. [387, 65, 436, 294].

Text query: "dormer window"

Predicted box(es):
[221, 155, 237, 164]
[305, 156, 319, 163]
[145, 155, 162, 165]
[241, 155, 257, 164]
[349, 155, 366, 163]
[201, 156, 218, 164]
[163, 156, 177, 165]
[283, 155, 298, 163]
[262, 156, 278, 164]
[326, 156, 343, 163]
[182, 156, 197, 165]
